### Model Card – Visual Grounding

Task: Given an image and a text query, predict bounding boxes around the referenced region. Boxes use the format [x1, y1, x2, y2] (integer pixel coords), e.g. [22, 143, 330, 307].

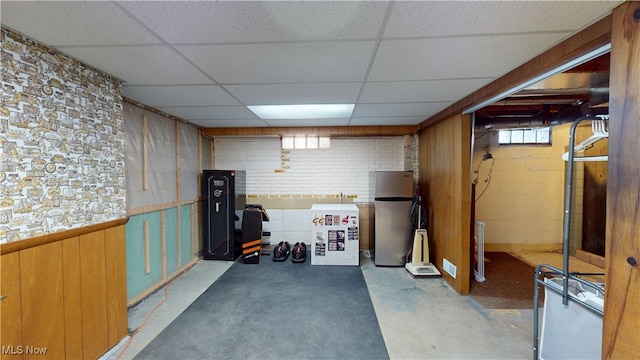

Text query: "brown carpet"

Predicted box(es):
[470, 252, 543, 309]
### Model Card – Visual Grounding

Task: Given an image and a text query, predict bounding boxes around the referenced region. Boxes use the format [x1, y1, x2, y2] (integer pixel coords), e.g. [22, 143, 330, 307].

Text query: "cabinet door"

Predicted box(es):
[20, 242, 65, 359]
[1, 252, 22, 360]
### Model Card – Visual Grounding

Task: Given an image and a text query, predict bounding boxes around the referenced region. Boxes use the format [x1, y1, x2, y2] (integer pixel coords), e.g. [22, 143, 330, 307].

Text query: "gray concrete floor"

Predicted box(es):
[102, 254, 534, 359]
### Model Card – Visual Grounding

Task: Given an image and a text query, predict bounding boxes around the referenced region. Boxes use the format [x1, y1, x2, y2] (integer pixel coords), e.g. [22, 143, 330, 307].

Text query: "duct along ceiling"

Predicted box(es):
[474, 53, 611, 130]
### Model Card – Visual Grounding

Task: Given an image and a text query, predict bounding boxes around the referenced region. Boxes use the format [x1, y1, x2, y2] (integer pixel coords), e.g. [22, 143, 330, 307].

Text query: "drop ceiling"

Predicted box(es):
[1, 1, 621, 128]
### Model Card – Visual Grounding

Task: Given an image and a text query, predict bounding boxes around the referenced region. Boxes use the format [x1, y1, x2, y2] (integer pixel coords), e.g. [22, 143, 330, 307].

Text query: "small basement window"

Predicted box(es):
[282, 135, 330, 149]
[498, 127, 551, 145]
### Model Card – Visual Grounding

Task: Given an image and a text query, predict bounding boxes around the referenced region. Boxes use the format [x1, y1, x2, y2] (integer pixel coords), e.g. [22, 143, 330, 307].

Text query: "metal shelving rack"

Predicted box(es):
[532, 116, 608, 360]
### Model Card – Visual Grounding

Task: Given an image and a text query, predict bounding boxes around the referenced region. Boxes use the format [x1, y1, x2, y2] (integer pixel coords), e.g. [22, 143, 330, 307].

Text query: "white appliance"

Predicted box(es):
[372, 171, 414, 266]
[405, 229, 441, 276]
[405, 196, 440, 277]
[310, 204, 359, 266]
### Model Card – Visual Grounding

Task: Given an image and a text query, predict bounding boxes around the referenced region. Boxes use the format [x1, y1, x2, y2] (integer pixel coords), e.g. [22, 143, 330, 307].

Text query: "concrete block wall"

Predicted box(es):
[472, 124, 573, 252]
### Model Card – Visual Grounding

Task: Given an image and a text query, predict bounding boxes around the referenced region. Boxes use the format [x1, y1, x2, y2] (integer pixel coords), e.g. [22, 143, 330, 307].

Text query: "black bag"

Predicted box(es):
[241, 239, 261, 264]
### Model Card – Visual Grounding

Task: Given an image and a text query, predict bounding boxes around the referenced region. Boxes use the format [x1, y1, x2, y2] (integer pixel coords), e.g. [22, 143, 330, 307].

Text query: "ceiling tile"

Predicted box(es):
[369, 33, 569, 81]
[156, 106, 258, 120]
[120, 1, 388, 43]
[360, 79, 493, 103]
[176, 41, 375, 83]
[384, 1, 620, 38]
[353, 102, 452, 118]
[224, 83, 362, 105]
[1, 1, 160, 46]
[123, 85, 240, 107]
[1, 1, 617, 129]
[56, 45, 213, 85]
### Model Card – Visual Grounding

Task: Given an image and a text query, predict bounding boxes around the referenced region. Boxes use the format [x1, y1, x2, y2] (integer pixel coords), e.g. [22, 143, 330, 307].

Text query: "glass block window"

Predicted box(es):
[498, 127, 551, 145]
[282, 135, 330, 149]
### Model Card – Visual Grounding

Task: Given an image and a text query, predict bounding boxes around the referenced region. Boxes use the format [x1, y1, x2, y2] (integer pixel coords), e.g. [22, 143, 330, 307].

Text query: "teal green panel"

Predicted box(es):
[165, 207, 178, 276]
[146, 211, 163, 291]
[125, 214, 145, 300]
[125, 211, 163, 301]
[180, 204, 192, 266]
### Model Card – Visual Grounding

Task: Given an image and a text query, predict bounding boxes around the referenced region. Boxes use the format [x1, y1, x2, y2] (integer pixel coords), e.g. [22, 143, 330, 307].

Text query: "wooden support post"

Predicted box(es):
[142, 114, 148, 191]
[143, 220, 150, 274]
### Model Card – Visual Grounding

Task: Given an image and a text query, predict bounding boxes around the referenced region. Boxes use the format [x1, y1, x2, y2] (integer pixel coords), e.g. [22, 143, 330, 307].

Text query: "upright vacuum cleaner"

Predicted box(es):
[405, 189, 441, 277]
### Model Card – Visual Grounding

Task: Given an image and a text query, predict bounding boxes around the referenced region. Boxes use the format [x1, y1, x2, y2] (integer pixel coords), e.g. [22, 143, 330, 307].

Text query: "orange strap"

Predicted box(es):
[242, 245, 261, 254]
[242, 239, 262, 249]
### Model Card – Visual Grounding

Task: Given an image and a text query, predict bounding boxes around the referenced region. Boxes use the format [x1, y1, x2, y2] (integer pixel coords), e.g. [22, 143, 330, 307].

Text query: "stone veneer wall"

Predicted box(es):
[0, 28, 126, 242]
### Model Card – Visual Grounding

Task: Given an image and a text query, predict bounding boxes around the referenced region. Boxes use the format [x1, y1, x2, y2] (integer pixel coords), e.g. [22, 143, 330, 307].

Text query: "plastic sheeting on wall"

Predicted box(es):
[179, 124, 199, 202]
[125, 103, 205, 210]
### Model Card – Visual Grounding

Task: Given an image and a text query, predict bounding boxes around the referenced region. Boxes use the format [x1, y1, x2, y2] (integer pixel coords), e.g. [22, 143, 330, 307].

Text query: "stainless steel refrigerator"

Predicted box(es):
[372, 171, 414, 266]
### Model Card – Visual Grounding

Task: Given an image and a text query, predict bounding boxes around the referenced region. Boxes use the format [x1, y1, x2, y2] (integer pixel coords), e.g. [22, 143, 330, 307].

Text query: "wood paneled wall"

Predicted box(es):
[418, 113, 472, 294]
[203, 125, 417, 137]
[582, 127, 608, 256]
[603, 2, 640, 358]
[0, 219, 128, 359]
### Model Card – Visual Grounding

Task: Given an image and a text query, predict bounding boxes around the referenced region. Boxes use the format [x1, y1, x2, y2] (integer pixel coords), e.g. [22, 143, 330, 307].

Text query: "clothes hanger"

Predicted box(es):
[561, 115, 609, 162]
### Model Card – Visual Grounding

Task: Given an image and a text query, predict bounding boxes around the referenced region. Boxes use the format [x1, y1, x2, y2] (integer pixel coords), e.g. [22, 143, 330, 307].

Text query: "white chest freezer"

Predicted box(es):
[310, 204, 359, 266]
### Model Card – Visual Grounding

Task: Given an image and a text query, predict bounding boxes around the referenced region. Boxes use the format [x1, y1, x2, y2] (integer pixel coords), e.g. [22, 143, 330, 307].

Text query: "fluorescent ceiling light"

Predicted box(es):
[247, 104, 354, 119]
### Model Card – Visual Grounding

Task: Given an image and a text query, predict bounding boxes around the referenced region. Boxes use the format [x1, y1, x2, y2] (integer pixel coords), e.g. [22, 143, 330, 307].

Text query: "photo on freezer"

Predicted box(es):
[325, 215, 333, 226]
[328, 230, 345, 251]
[315, 231, 326, 256]
[348, 226, 359, 241]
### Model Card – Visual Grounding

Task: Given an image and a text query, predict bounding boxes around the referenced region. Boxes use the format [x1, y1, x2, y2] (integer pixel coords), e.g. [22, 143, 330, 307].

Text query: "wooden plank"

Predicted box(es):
[418, 114, 471, 294]
[192, 202, 200, 258]
[161, 210, 167, 280]
[582, 130, 608, 256]
[104, 225, 128, 348]
[202, 125, 417, 138]
[176, 121, 181, 203]
[62, 237, 84, 360]
[79, 231, 109, 359]
[1, 252, 23, 360]
[603, 2, 640, 359]
[142, 114, 148, 190]
[20, 242, 65, 359]
[144, 220, 151, 274]
[0, 218, 129, 255]
[177, 205, 182, 269]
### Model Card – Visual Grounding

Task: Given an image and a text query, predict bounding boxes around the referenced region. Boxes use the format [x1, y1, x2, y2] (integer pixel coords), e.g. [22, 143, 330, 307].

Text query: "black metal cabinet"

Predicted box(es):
[202, 170, 245, 260]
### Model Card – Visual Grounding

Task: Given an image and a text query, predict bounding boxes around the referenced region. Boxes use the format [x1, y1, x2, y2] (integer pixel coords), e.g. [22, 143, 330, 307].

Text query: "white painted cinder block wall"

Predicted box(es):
[216, 136, 414, 244]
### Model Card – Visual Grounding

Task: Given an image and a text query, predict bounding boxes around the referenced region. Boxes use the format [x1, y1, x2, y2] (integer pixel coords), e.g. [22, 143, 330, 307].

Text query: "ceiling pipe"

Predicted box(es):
[473, 102, 604, 130]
